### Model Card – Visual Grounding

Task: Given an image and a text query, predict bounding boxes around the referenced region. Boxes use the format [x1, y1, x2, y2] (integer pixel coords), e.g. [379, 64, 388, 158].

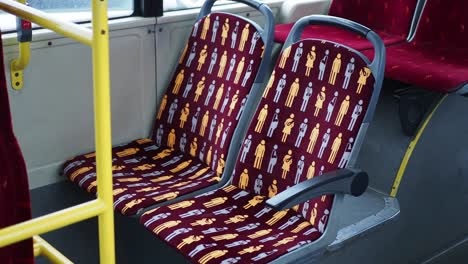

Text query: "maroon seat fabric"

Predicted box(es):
[274, 0, 418, 50]
[63, 12, 266, 216]
[141, 39, 376, 263]
[0, 35, 34, 263]
[367, 0, 468, 92]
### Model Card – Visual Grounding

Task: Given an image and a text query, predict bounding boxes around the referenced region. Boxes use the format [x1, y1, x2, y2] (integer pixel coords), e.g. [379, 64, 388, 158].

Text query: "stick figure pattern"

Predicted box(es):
[140, 39, 376, 263]
[62, 13, 265, 216]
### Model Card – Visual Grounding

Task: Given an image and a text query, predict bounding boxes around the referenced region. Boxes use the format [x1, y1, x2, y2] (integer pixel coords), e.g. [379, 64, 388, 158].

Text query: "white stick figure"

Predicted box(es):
[192, 21, 200, 37]
[220, 87, 231, 112]
[250, 31, 260, 54]
[226, 54, 237, 81]
[191, 107, 201, 132]
[167, 99, 178, 124]
[292, 42, 303, 72]
[231, 21, 239, 49]
[267, 144, 278, 174]
[318, 128, 331, 158]
[254, 174, 263, 194]
[326, 91, 339, 122]
[273, 74, 287, 103]
[211, 16, 220, 43]
[295, 118, 308, 147]
[208, 48, 218, 74]
[295, 156, 305, 184]
[241, 60, 254, 87]
[205, 80, 216, 106]
[318, 49, 329, 81]
[348, 100, 363, 131]
[301, 82, 313, 112]
[220, 122, 232, 148]
[182, 73, 195, 98]
[236, 97, 247, 121]
[156, 125, 164, 145]
[186, 42, 197, 67]
[339, 137, 354, 168]
[179, 133, 187, 151]
[267, 108, 280, 137]
[240, 134, 252, 163]
[208, 115, 217, 141]
[343, 57, 355, 89]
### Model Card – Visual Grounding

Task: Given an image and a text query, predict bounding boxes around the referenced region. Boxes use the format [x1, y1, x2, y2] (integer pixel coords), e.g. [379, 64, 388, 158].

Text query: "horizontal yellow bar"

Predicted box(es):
[0, 200, 105, 248]
[33, 236, 73, 264]
[0, 0, 92, 46]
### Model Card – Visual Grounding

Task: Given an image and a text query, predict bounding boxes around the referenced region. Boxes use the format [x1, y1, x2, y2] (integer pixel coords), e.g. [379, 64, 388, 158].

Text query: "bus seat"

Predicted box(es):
[0, 31, 34, 263]
[274, 0, 419, 51]
[363, 0, 468, 93]
[62, 0, 275, 216]
[140, 15, 385, 263]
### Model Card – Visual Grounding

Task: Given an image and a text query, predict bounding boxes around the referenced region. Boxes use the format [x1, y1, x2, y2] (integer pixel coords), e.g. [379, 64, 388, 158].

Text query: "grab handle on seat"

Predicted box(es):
[283, 15, 385, 80]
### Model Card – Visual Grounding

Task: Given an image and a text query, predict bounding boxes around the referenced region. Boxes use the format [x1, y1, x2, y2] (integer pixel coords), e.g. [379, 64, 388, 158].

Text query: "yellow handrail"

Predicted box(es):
[33, 236, 73, 264]
[0, 0, 115, 263]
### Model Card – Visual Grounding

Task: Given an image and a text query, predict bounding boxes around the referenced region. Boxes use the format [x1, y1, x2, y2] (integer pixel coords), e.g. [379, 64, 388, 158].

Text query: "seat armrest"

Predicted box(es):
[266, 168, 368, 210]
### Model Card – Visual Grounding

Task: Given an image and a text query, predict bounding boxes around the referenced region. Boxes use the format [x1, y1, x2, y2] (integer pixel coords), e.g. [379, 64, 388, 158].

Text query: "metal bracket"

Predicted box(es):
[10, 2, 32, 91]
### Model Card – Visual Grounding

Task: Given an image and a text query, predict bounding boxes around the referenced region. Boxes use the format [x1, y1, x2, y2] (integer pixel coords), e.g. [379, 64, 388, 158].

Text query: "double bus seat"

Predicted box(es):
[140, 15, 386, 263]
[62, 0, 275, 216]
[274, 0, 419, 51]
[363, 0, 468, 93]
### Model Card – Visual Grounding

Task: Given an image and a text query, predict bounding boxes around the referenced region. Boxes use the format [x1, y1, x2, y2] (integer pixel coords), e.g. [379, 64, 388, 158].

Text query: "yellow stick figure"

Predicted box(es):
[218, 51, 228, 77]
[200, 250, 228, 264]
[243, 195, 264, 209]
[200, 111, 210, 136]
[321, 195, 327, 202]
[279, 46, 291, 69]
[248, 229, 272, 239]
[263, 70, 275, 98]
[254, 140, 266, 169]
[136, 187, 159, 193]
[153, 191, 179, 202]
[157, 95, 167, 120]
[225, 215, 248, 224]
[239, 169, 249, 189]
[216, 154, 225, 177]
[306, 161, 316, 179]
[239, 24, 250, 51]
[291, 222, 311, 233]
[215, 118, 224, 144]
[152, 149, 172, 160]
[133, 164, 156, 171]
[191, 218, 216, 226]
[167, 129, 176, 149]
[112, 165, 125, 171]
[268, 179, 278, 198]
[307, 124, 320, 154]
[173, 69, 184, 95]
[170, 160, 192, 173]
[311, 203, 318, 225]
[213, 83, 224, 110]
[87, 181, 97, 192]
[357, 67, 371, 94]
[197, 45, 208, 71]
[84, 152, 96, 158]
[142, 207, 159, 217]
[113, 188, 127, 196]
[203, 197, 228, 208]
[273, 236, 297, 247]
[190, 137, 198, 157]
[201, 14, 211, 40]
[282, 114, 295, 142]
[282, 150, 293, 179]
[70, 166, 93, 181]
[122, 198, 145, 214]
[205, 146, 212, 166]
[255, 104, 269, 133]
[329, 53, 341, 85]
[223, 185, 237, 192]
[179, 103, 190, 128]
[117, 177, 141, 183]
[212, 233, 239, 241]
[116, 148, 139, 158]
[234, 57, 245, 84]
[153, 220, 181, 234]
[239, 245, 264, 255]
[228, 90, 239, 116]
[305, 46, 316, 76]
[221, 18, 230, 45]
[168, 200, 195, 210]
[177, 235, 204, 249]
[136, 138, 152, 145]
[329, 133, 343, 163]
[189, 166, 210, 180]
[194, 77, 206, 102]
[335, 95, 350, 126]
[285, 78, 300, 107]
[179, 43, 188, 64]
[266, 209, 289, 225]
[314, 87, 326, 117]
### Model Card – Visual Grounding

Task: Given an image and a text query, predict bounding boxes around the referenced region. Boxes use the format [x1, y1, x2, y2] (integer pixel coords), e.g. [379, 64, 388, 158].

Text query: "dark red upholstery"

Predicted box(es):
[364, 0, 468, 92]
[140, 39, 376, 263]
[0, 35, 34, 263]
[62, 12, 266, 216]
[274, 0, 418, 50]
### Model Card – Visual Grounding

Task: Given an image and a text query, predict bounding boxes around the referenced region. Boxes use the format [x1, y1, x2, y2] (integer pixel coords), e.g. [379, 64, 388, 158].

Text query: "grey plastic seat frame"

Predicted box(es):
[264, 15, 389, 263]
[139, 0, 275, 216]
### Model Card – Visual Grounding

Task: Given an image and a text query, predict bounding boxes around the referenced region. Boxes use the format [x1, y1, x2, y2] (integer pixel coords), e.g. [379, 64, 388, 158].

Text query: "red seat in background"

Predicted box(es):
[274, 0, 418, 51]
[363, 0, 468, 93]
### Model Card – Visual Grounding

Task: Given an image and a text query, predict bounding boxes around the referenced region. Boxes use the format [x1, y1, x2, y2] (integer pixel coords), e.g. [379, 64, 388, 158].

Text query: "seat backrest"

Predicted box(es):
[152, 11, 270, 173]
[412, 0, 468, 46]
[231, 23, 382, 228]
[328, 0, 419, 38]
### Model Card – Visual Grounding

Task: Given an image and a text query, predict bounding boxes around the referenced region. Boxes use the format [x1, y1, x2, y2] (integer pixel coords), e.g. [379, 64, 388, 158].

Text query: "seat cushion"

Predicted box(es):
[63, 139, 220, 216]
[274, 24, 405, 50]
[363, 43, 468, 93]
[140, 185, 323, 264]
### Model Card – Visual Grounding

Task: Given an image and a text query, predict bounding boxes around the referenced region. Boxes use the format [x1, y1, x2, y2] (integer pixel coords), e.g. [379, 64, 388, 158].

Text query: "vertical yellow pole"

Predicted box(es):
[91, 0, 116, 263]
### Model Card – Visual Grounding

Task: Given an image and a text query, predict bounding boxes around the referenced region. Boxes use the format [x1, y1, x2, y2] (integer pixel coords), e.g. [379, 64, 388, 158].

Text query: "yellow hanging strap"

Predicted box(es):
[10, 0, 31, 90]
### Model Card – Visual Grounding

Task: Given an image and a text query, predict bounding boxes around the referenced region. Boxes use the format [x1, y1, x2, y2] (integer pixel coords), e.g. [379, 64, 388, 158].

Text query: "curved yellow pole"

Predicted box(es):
[33, 236, 74, 264]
